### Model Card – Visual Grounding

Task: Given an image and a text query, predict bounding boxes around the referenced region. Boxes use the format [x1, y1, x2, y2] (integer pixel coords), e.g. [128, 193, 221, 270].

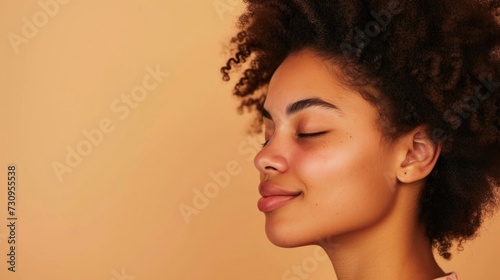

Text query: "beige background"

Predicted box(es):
[0, 0, 499, 279]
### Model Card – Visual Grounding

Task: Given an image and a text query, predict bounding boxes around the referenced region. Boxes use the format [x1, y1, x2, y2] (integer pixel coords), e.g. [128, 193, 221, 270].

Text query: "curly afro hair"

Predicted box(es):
[220, 0, 500, 259]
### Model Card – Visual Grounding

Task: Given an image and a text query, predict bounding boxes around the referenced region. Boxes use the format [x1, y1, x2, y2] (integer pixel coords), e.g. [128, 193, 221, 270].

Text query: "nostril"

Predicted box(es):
[265, 166, 278, 171]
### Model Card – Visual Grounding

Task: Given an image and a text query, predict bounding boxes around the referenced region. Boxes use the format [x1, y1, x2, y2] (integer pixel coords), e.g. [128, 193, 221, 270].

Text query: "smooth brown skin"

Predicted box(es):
[254, 49, 447, 280]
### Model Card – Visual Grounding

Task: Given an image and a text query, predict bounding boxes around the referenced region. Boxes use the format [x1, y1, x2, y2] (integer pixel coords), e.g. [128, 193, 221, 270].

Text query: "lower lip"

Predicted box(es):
[257, 195, 300, 212]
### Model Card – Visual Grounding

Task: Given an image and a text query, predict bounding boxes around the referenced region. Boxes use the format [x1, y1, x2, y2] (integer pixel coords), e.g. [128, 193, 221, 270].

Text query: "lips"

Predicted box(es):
[257, 182, 302, 212]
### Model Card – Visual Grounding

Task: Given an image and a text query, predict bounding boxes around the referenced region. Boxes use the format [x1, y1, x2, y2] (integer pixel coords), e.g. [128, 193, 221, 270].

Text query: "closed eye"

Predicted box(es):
[262, 131, 328, 147]
[297, 131, 328, 138]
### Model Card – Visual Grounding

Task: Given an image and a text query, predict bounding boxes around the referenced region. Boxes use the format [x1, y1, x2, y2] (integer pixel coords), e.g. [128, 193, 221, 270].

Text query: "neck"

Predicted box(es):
[320, 185, 446, 280]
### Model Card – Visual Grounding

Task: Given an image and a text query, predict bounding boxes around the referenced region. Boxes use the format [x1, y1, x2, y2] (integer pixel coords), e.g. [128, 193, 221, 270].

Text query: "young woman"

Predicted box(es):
[221, 1, 500, 279]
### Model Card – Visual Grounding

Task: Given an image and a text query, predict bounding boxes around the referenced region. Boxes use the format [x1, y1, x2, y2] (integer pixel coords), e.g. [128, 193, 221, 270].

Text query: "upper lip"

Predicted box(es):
[259, 181, 302, 197]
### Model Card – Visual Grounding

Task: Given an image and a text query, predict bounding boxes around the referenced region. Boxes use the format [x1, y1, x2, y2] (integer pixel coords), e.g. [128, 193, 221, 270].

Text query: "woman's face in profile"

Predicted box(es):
[254, 49, 403, 247]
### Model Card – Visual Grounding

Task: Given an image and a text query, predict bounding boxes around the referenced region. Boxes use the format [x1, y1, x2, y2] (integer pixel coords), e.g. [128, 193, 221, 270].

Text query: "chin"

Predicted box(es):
[264, 221, 315, 248]
[266, 234, 305, 248]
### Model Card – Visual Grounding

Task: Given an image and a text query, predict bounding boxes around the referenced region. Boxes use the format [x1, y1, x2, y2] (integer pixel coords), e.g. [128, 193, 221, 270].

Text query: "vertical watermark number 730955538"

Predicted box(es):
[6, 165, 17, 272]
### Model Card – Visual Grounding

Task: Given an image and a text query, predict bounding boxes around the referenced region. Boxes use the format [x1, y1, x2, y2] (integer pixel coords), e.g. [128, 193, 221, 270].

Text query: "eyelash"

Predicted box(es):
[261, 131, 327, 147]
[297, 131, 327, 138]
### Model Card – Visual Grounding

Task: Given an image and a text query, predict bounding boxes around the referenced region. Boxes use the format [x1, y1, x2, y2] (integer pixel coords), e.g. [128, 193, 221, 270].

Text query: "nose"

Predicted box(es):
[253, 137, 289, 174]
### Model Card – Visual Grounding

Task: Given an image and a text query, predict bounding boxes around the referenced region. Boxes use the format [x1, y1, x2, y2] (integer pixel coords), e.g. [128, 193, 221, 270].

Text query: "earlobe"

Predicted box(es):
[396, 127, 442, 184]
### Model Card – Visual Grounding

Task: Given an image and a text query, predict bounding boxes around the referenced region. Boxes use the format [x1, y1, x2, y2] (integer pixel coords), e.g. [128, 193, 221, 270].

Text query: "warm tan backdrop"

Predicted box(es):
[0, 1, 499, 279]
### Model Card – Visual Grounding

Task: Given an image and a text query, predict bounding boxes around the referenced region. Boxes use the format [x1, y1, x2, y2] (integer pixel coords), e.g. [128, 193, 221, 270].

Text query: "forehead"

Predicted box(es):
[264, 49, 354, 111]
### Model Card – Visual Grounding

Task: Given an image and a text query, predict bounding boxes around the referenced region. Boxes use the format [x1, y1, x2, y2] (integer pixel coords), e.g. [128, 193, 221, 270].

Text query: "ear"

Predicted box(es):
[395, 126, 442, 183]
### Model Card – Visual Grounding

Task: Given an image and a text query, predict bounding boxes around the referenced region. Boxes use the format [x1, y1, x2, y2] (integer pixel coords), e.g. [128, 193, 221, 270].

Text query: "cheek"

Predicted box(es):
[294, 139, 396, 230]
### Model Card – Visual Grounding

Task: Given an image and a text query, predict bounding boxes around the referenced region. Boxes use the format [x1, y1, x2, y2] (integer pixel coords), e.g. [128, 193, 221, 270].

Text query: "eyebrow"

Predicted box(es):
[260, 97, 340, 120]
